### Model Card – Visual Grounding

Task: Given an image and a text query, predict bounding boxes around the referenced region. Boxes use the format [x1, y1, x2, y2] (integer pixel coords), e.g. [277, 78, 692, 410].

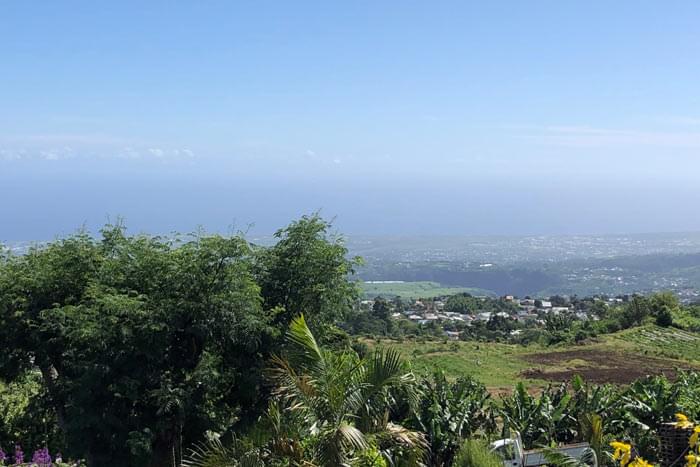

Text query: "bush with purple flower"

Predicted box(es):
[13, 445, 23, 465]
[0, 445, 81, 466]
[31, 447, 52, 466]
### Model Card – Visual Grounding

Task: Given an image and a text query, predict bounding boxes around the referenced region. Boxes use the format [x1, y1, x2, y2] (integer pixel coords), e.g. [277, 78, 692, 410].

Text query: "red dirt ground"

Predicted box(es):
[519, 348, 698, 384]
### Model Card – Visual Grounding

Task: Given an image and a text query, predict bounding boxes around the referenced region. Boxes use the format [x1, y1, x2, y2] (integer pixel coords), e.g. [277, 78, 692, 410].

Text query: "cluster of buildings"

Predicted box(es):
[504, 296, 582, 321]
[362, 294, 599, 338]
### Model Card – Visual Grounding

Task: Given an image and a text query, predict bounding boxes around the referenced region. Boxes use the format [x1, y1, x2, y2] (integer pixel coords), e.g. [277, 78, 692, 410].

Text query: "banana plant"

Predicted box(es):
[498, 382, 574, 449]
[407, 370, 495, 466]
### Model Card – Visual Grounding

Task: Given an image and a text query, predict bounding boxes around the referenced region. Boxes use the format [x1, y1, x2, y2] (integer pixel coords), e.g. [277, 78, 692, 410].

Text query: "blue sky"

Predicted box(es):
[2, 1, 700, 239]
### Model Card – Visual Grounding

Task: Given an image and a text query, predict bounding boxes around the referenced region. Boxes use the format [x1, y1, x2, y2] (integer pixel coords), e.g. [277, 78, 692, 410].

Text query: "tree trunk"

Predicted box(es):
[38, 363, 68, 433]
[149, 427, 180, 467]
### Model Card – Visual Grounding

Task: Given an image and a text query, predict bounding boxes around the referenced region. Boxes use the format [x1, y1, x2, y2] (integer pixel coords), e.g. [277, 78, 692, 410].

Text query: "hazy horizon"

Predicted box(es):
[3, 1, 700, 240]
[3, 169, 700, 240]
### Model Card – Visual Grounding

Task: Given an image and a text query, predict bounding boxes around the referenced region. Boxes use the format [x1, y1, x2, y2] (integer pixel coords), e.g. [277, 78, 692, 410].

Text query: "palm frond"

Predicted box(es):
[316, 422, 369, 467]
[286, 314, 326, 375]
[540, 446, 597, 467]
[337, 422, 370, 451]
[268, 353, 318, 420]
[355, 348, 414, 428]
[182, 435, 265, 467]
[383, 422, 429, 451]
[365, 348, 407, 389]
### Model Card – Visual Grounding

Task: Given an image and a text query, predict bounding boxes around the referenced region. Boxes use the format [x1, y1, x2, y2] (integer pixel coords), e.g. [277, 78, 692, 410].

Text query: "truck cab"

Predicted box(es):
[490, 435, 525, 467]
[489, 433, 597, 467]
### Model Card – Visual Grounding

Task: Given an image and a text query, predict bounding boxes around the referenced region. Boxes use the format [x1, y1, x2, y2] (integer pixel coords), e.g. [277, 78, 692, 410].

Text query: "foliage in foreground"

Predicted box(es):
[406, 371, 494, 466]
[0, 215, 357, 466]
[180, 313, 700, 467]
[451, 439, 502, 467]
[184, 314, 428, 466]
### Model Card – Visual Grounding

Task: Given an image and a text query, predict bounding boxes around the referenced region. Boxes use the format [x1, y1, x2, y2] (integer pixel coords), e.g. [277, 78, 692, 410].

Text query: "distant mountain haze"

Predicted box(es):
[2, 162, 700, 240]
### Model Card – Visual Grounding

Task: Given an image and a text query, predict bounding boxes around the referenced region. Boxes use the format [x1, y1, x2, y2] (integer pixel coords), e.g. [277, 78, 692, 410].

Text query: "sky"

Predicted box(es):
[2, 1, 700, 240]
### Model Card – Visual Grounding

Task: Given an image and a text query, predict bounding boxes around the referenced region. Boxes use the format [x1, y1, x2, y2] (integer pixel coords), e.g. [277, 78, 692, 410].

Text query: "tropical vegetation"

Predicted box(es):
[2, 215, 700, 466]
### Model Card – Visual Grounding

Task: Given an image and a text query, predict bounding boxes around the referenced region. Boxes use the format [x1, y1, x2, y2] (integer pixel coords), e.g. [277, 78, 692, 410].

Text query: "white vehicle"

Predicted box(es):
[490, 433, 597, 467]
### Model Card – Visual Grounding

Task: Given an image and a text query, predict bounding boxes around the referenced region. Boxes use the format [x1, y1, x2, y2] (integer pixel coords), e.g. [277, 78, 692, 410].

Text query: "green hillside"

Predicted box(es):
[365, 325, 700, 392]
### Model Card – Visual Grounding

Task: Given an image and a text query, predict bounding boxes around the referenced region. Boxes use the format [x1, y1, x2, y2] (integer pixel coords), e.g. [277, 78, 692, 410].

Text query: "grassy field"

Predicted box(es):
[364, 325, 700, 392]
[364, 338, 539, 391]
[611, 325, 700, 360]
[360, 281, 495, 299]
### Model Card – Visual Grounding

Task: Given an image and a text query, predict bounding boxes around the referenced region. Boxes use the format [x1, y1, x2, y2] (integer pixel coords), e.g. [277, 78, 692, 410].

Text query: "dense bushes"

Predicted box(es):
[0, 215, 357, 466]
[406, 371, 495, 466]
[176, 316, 700, 466]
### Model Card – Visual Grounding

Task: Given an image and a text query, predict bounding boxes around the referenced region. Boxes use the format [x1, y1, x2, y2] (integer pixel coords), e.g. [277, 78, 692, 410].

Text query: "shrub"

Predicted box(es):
[452, 439, 502, 467]
[655, 306, 673, 327]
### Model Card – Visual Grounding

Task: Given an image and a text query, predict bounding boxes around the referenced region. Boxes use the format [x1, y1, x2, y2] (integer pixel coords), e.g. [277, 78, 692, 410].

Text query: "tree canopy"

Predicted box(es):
[0, 216, 356, 466]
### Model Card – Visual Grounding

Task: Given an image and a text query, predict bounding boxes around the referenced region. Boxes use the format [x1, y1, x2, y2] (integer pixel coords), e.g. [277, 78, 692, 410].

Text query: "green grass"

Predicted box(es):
[671, 307, 700, 333]
[453, 439, 503, 467]
[365, 338, 544, 390]
[360, 281, 495, 299]
[365, 324, 700, 391]
[609, 324, 700, 361]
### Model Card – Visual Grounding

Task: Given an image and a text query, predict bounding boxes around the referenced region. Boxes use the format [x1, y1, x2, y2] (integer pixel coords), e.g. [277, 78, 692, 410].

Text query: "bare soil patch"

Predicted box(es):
[520, 348, 698, 384]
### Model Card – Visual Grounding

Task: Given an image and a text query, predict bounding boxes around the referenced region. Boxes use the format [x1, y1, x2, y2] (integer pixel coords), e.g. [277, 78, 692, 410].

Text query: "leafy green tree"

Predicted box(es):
[487, 314, 516, 333]
[253, 214, 360, 338]
[655, 305, 673, 327]
[445, 294, 475, 314]
[549, 295, 570, 307]
[648, 291, 679, 314]
[342, 309, 388, 336]
[392, 296, 406, 314]
[0, 373, 63, 453]
[646, 292, 678, 327]
[587, 300, 609, 318]
[618, 296, 651, 329]
[0, 226, 272, 466]
[371, 297, 394, 336]
[372, 297, 391, 321]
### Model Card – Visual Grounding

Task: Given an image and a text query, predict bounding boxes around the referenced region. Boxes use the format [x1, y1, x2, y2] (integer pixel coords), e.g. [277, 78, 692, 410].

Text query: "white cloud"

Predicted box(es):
[117, 147, 142, 159]
[0, 133, 196, 162]
[40, 150, 60, 160]
[0, 149, 23, 161]
[0, 145, 196, 162]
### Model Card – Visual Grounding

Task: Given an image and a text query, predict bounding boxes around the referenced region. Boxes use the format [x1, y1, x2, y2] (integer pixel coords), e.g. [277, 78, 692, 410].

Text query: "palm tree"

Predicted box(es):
[268, 314, 428, 466]
[182, 434, 266, 467]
